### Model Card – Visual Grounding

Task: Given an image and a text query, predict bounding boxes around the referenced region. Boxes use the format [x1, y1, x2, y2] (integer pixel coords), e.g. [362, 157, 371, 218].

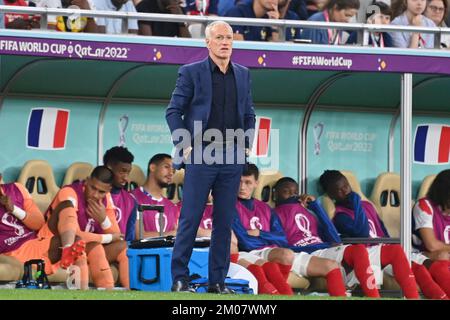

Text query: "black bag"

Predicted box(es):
[129, 236, 211, 249]
[129, 236, 175, 249]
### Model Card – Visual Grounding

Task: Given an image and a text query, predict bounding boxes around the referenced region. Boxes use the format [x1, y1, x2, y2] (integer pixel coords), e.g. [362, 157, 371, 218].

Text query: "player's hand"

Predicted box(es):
[298, 194, 315, 207]
[86, 199, 107, 224]
[111, 233, 124, 242]
[247, 229, 260, 237]
[411, 15, 423, 27]
[183, 146, 193, 161]
[0, 187, 14, 213]
[267, 3, 280, 20]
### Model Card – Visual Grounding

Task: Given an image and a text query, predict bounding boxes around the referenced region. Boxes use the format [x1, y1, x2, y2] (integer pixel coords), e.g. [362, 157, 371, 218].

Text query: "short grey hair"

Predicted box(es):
[205, 21, 233, 39]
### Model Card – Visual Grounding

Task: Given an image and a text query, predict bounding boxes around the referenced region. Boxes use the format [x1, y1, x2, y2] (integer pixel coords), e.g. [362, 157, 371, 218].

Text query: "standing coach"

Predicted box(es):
[166, 21, 256, 293]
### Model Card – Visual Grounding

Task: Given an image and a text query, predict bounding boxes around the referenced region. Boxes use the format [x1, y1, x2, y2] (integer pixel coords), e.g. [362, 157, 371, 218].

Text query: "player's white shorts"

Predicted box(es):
[243, 248, 313, 277]
[247, 247, 277, 262]
[238, 251, 267, 264]
[411, 251, 429, 265]
[298, 245, 385, 287]
[290, 245, 350, 278]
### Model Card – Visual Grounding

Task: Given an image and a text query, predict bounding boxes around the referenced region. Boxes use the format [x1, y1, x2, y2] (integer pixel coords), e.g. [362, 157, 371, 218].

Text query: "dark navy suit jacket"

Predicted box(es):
[166, 57, 256, 169]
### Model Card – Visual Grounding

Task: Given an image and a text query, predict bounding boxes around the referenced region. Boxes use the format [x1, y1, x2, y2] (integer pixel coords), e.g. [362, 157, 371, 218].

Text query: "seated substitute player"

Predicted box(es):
[320, 170, 446, 299]
[274, 177, 385, 298]
[132, 154, 179, 238]
[103, 146, 138, 241]
[412, 169, 450, 297]
[44, 166, 129, 289]
[196, 193, 290, 295]
[232, 164, 350, 297]
[0, 172, 90, 289]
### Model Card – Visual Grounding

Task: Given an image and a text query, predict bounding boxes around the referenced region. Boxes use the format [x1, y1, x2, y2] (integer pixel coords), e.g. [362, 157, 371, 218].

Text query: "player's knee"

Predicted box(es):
[435, 250, 449, 261]
[324, 259, 340, 273]
[86, 242, 102, 254]
[115, 239, 128, 252]
[278, 249, 295, 265]
[352, 244, 367, 254]
[390, 244, 404, 254]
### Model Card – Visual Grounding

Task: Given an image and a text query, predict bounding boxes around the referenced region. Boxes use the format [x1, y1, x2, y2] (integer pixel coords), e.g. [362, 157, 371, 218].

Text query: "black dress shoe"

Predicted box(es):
[207, 283, 235, 294]
[171, 280, 196, 293]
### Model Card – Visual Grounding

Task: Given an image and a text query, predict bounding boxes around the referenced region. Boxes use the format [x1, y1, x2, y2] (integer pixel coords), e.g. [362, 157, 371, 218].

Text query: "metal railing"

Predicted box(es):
[1, 5, 450, 48]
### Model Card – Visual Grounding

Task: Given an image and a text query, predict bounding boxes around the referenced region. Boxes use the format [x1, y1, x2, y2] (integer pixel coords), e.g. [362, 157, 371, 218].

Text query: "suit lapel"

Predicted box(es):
[232, 62, 244, 115]
[199, 58, 212, 122]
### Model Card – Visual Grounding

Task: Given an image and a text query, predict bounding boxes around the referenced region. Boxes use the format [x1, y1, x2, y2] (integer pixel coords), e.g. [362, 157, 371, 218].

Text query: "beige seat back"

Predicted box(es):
[127, 164, 146, 192]
[254, 170, 283, 208]
[417, 174, 436, 199]
[166, 169, 185, 203]
[62, 162, 93, 186]
[370, 172, 401, 238]
[17, 160, 60, 213]
[321, 170, 371, 219]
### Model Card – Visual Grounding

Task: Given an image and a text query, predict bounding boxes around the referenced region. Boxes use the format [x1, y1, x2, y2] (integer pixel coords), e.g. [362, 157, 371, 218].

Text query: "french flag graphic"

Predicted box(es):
[27, 108, 70, 150]
[414, 124, 450, 165]
[251, 116, 272, 157]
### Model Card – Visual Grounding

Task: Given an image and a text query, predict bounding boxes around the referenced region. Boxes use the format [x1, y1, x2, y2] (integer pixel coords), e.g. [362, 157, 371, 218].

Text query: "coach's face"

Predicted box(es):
[206, 23, 233, 61]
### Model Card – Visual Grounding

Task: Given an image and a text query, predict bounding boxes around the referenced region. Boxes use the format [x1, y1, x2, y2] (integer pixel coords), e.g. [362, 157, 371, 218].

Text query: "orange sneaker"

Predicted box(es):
[60, 240, 86, 269]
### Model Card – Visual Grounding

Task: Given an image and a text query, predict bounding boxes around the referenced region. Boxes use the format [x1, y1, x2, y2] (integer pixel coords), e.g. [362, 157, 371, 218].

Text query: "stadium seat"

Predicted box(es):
[254, 170, 283, 208]
[17, 160, 60, 213]
[127, 164, 146, 192]
[370, 172, 401, 238]
[320, 171, 400, 292]
[320, 170, 372, 219]
[167, 169, 184, 203]
[62, 162, 93, 186]
[417, 174, 436, 199]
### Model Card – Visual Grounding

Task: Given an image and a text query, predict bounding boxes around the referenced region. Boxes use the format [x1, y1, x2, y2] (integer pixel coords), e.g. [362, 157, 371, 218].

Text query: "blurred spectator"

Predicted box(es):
[94, 0, 138, 34]
[0, 0, 4, 28]
[184, 0, 218, 15]
[300, 0, 360, 44]
[281, 0, 302, 40]
[48, 0, 99, 32]
[289, 0, 308, 19]
[137, 0, 190, 37]
[305, 0, 328, 17]
[424, 0, 450, 47]
[225, 0, 285, 42]
[218, 0, 239, 15]
[390, 0, 435, 48]
[4, 0, 40, 29]
[347, 1, 393, 46]
[184, 0, 218, 38]
[33, 0, 60, 31]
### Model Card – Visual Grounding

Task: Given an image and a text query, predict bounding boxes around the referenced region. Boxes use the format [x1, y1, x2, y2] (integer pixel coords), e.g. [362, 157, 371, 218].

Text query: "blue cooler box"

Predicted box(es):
[127, 247, 209, 291]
